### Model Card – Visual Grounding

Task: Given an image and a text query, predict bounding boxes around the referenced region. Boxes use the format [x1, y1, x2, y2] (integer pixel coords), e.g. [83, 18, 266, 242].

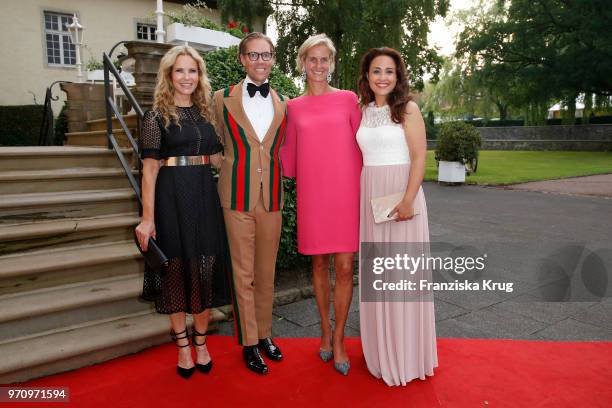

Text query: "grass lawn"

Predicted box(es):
[424, 151, 612, 185]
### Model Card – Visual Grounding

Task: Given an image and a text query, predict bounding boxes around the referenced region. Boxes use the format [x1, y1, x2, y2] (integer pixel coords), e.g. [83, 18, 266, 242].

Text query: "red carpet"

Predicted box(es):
[14, 337, 612, 408]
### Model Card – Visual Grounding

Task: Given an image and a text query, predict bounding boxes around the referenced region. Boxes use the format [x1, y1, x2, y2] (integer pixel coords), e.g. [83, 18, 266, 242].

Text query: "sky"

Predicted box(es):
[428, 0, 478, 56]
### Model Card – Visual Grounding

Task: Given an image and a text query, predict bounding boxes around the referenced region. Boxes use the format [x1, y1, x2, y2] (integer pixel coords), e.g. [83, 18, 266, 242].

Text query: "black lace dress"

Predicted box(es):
[139, 105, 231, 314]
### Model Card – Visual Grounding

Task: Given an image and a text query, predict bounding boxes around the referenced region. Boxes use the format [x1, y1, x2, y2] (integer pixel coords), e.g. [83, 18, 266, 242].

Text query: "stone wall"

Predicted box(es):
[427, 124, 612, 151]
[125, 41, 173, 112]
[60, 83, 106, 133]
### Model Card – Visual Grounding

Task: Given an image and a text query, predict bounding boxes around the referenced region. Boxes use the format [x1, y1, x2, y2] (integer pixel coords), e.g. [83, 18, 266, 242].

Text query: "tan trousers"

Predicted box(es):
[223, 192, 282, 346]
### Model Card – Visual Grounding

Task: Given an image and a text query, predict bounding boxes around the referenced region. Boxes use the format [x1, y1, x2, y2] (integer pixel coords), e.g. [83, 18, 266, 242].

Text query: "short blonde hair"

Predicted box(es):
[295, 33, 337, 74]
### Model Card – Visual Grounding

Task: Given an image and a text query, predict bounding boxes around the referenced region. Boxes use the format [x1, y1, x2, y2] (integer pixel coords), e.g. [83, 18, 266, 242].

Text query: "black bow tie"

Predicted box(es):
[247, 82, 270, 98]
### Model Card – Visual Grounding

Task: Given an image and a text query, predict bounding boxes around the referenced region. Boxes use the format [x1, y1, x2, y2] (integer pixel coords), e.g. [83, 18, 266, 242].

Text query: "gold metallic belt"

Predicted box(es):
[162, 155, 210, 166]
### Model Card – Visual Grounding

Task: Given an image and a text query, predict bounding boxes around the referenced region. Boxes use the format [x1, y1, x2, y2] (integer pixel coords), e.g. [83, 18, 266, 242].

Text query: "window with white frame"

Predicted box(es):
[44, 11, 76, 66]
[136, 23, 157, 41]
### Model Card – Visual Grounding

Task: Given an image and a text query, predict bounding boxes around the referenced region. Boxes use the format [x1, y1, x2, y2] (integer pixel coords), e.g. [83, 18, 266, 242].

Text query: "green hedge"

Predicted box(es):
[53, 104, 68, 145]
[425, 119, 438, 139]
[545, 118, 581, 126]
[204, 46, 300, 98]
[278, 178, 309, 269]
[0, 105, 44, 146]
[546, 117, 612, 125]
[434, 121, 482, 167]
[456, 117, 612, 127]
[588, 115, 612, 124]
[426, 116, 612, 136]
[460, 119, 524, 127]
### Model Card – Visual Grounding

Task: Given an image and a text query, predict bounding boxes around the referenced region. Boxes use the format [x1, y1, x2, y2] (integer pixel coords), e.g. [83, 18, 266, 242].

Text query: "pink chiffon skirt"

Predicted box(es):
[359, 163, 438, 386]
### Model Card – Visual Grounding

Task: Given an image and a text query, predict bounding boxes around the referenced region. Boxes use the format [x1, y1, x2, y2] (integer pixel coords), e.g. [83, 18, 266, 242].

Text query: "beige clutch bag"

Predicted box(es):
[371, 192, 420, 223]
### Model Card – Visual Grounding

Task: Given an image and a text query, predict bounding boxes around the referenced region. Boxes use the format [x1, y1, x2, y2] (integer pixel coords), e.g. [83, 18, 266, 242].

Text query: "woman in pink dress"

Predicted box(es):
[281, 34, 362, 376]
[356, 47, 438, 386]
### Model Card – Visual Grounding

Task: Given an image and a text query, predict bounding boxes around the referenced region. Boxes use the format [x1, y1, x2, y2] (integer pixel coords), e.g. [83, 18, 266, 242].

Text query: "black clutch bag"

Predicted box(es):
[134, 231, 169, 274]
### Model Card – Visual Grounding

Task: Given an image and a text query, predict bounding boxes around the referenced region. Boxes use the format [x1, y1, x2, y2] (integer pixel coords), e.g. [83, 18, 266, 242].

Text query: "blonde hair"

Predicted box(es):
[295, 33, 337, 74]
[153, 45, 216, 130]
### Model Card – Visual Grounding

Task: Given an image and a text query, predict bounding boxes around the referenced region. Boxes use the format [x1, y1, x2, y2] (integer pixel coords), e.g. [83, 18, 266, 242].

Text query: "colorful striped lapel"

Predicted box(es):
[268, 110, 286, 211]
[223, 81, 259, 145]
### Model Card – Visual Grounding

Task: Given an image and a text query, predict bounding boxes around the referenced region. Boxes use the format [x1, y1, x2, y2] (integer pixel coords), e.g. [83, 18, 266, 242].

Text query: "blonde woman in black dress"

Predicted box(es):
[135, 45, 231, 379]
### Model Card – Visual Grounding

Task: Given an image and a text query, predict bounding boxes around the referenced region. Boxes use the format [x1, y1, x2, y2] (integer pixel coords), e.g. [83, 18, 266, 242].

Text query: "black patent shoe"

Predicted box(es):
[258, 337, 283, 361]
[171, 329, 195, 379]
[192, 328, 213, 374]
[243, 345, 268, 375]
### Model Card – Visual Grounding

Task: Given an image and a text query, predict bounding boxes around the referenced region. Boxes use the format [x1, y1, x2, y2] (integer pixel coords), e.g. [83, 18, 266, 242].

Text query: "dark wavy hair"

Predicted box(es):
[358, 47, 412, 124]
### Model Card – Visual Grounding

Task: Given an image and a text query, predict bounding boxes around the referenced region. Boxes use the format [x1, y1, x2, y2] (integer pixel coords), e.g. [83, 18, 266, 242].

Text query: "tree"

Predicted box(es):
[423, 57, 511, 121]
[423, 1, 533, 122]
[448, 1, 528, 121]
[422, 59, 477, 120]
[456, 0, 612, 124]
[219, 0, 449, 91]
[217, 0, 273, 29]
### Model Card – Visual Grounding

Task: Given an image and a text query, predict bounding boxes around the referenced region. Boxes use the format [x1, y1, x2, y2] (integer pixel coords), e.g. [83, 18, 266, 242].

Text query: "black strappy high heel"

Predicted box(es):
[192, 328, 213, 374]
[171, 328, 195, 379]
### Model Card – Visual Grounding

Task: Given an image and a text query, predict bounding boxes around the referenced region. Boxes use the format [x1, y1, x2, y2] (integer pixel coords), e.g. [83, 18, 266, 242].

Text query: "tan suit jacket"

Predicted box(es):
[213, 81, 288, 212]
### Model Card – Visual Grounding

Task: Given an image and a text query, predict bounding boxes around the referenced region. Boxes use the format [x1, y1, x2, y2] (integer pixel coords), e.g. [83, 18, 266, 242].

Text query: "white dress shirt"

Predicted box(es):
[242, 76, 274, 142]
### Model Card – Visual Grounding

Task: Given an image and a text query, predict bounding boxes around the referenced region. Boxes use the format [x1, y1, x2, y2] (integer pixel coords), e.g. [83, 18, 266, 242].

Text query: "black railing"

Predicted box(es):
[103, 51, 143, 204]
[38, 80, 67, 146]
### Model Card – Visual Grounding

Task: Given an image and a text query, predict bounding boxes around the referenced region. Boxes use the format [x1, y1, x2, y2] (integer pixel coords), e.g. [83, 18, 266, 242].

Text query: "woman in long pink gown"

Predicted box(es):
[281, 34, 362, 376]
[356, 48, 438, 386]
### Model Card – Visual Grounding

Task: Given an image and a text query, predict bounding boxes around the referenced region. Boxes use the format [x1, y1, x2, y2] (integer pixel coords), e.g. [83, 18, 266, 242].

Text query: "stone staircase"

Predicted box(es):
[66, 116, 138, 147]
[0, 115, 226, 383]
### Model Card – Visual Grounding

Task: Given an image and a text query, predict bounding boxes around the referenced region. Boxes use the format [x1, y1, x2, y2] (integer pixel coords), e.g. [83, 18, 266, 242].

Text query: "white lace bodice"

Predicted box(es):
[357, 103, 409, 166]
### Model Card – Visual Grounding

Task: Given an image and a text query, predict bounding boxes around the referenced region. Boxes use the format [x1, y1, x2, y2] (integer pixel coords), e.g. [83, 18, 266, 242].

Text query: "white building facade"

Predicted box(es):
[0, 0, 234, 111]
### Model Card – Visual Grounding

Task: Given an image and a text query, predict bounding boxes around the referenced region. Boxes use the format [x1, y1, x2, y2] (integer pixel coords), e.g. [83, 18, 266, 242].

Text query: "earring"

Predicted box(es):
[301, 70, 307, 81]
[327, 72, 332, 83]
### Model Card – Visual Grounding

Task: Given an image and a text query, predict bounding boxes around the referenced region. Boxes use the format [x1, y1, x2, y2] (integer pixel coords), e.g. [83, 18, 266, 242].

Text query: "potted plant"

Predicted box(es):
[434, 121, 482, 183]
[85, 57, 104, 81]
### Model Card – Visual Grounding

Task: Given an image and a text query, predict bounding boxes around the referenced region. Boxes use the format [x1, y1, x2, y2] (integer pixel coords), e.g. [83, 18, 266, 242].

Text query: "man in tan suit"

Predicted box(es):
[213, 33, 287, 375]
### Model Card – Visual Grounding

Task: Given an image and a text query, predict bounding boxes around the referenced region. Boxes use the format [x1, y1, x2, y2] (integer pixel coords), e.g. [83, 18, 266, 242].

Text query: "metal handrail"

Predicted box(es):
[103, 52, 143, 204]
[108, 40, 129, 60]
[38, 80, 67, 146]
